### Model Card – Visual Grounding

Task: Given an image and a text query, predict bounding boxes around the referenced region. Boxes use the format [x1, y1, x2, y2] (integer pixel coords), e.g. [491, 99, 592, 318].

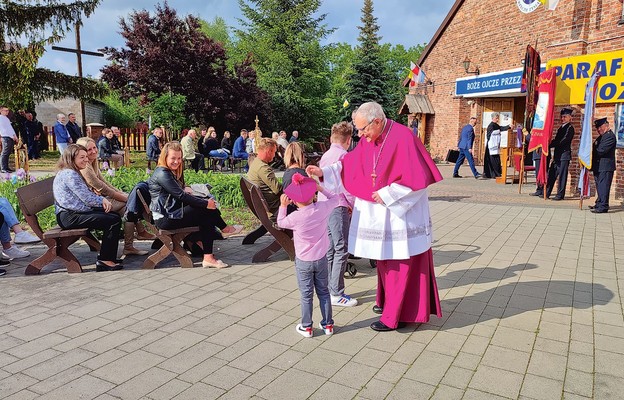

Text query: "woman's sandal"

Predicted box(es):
[202, 259, 230, 269]
[222, 225, 244, 238]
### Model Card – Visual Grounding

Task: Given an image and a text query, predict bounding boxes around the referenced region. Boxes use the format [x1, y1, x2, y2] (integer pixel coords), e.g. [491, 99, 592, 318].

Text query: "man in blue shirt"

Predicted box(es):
[233, 129, 249, 159]
[453, 116, 481, 179]
[54, 113, 71, 155]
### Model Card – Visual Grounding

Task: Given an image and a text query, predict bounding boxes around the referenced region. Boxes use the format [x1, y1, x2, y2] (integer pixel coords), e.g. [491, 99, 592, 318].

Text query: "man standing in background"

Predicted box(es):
[453, 116, 481, 179]
[66, 112, 83, 144]
[0, 106, 18, 172]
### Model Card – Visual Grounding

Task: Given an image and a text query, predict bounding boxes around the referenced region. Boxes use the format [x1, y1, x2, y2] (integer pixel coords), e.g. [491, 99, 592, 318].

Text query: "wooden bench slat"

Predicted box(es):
[43, 228, 91, 239]
[159, 226, 200, 235]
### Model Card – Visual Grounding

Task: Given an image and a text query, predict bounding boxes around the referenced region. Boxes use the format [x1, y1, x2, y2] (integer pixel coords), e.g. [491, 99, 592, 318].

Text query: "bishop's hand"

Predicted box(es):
[306, 165, 323, 178]
[371, 191, 385, 205]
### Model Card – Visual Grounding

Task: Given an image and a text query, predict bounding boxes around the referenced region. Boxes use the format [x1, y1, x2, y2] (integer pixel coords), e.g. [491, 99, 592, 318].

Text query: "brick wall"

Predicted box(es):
[35, 98, 105, 127]
[416, 0, 624, 197]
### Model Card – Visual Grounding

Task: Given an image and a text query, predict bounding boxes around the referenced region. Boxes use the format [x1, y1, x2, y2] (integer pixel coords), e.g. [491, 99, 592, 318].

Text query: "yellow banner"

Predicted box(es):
[546, 49, 624, 105]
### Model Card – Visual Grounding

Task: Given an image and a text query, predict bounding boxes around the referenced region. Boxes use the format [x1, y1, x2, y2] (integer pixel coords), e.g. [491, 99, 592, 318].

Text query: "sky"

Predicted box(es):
[37, 0, 456, 78]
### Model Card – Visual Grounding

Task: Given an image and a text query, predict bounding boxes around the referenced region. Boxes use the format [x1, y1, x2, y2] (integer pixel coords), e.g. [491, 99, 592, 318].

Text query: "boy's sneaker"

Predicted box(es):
[0, 268, 6, 276]
[3, 245, 30, 260]
[296, 324, 313, 338]
[14, 231, 41, 244]
[331, 294, 358, 307]
[319, 322, 334, 336]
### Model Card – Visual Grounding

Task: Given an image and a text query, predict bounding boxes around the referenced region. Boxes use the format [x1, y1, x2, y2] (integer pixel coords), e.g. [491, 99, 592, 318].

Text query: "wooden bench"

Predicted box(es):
[15, 177, 101, 274]
[137, 191, 200, 269]
[240, 176, 295, 262]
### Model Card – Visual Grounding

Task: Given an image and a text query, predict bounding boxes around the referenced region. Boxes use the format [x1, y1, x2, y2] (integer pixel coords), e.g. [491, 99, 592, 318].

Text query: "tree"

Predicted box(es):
[147, 93, 189, 138]
[100, 2, 270, 133]
[345, 0, 395, 116]
[0, 0, 107, 110]
[102, 90, 141, 128]
[235, 0, 334, 139]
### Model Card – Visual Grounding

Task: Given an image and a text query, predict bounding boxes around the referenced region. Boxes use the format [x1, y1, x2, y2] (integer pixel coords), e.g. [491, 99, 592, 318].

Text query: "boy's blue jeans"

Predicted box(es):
[295, 257, 333, 328]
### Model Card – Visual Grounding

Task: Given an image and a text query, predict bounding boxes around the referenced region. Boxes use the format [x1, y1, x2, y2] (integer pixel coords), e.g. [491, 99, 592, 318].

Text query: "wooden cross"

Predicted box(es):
[51, 22, 104, 132]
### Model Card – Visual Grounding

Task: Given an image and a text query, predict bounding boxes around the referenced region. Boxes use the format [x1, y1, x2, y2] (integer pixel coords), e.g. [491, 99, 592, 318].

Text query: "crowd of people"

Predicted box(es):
[1, 101, 445, 338]
[147, 126, 303, 173]
[452, 110, 616, 213]
[0, 106, 47, 173]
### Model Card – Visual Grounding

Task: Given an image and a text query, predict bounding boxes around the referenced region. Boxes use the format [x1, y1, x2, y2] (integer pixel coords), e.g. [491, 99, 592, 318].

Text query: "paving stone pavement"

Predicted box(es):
[1, 165, 623, 399]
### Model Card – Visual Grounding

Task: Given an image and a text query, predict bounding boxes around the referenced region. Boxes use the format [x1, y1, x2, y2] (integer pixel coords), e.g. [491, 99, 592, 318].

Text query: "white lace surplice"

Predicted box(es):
[321, 162, 433, 261]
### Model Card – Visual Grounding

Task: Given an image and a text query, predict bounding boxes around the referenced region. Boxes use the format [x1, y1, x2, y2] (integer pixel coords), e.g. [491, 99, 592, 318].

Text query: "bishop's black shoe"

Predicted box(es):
[370, 321, 395, 331]
[372, 305, 383, 314]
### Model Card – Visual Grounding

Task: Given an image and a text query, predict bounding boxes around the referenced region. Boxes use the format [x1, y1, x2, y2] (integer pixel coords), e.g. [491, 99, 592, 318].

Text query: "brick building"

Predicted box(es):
[408, 0, 624, 197]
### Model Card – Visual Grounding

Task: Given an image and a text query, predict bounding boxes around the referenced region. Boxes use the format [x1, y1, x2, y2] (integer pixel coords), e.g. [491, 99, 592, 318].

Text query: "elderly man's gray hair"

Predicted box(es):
[355, 102, 386, 123]
[491, 112, 500, 119]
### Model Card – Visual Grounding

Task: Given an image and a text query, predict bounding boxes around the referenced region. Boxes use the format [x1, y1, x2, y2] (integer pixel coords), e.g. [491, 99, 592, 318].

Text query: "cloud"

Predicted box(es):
[37, 0, 455, 76]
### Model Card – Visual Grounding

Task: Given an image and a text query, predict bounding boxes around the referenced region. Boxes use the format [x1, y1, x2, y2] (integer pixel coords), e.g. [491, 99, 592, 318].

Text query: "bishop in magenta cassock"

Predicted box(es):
[306, 101, 443, 331]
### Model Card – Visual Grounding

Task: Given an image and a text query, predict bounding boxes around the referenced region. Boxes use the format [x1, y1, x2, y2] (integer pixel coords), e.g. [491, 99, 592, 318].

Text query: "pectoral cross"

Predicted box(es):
[371, 171, 377, 187]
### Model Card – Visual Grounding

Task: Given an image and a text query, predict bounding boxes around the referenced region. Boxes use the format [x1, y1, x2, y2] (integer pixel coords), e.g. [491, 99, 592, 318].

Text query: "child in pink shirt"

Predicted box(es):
[277, 173, 339, 338]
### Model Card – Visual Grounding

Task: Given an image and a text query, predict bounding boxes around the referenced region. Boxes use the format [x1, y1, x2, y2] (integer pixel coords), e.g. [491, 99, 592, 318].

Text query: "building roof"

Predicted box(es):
[398, 94, 435, 115]
[417, 0, 464, 66]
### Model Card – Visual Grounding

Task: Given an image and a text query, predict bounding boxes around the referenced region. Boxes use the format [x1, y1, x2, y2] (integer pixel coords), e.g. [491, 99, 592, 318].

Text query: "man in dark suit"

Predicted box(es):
[546, 108, 575, 200]
[66, 113, 83, 143]
[453, 116, 481, 179]
[590, 117, 616, 213]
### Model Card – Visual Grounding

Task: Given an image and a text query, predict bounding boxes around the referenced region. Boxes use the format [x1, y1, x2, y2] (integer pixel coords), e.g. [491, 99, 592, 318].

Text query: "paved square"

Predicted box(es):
[1, 165, 623, 399]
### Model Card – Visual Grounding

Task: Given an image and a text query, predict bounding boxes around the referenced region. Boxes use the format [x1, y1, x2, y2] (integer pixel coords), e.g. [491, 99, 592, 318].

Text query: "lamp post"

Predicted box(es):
[462, 56, 480, 75]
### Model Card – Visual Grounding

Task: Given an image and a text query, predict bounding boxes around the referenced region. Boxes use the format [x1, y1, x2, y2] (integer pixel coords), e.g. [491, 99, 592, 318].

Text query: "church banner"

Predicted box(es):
[528, 68, 557, 156]
[546, 49, 624, 105]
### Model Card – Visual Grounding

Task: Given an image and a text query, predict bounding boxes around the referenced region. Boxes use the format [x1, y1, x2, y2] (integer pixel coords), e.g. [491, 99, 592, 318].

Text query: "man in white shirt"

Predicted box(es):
[0, 106, 18, 173]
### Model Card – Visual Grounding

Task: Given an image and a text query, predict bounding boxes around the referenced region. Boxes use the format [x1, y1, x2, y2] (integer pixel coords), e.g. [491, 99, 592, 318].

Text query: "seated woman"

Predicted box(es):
[77, 137, 155, 256]
[148, 142, 242, 269]
[98, 128, 123, 168]
[202, 129, 228, 169]
[282, 142, 307, 189]
[0, 197, 40, 260]
[53, 145, 123, 271]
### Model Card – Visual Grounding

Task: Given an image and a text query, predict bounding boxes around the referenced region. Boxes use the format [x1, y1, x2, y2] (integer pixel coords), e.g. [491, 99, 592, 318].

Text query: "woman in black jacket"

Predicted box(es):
[148, 142, 242, 268]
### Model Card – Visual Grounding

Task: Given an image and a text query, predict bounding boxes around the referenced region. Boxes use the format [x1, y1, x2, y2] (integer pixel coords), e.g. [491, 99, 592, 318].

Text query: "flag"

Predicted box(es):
[578, 72, 601, 197]
[539, 0, 560, 10]
[578, 72, 600, 169]
[521, 44, 541, 132]
[343, 99, 349, 108]
[528, 68, 557, 186]
[410, 62, 426, 84]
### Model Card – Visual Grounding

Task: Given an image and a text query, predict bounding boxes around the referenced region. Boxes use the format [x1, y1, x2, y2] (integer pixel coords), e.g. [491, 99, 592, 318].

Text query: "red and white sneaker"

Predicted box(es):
[296, 323, 313, 338]
[319, 322, 334, 336]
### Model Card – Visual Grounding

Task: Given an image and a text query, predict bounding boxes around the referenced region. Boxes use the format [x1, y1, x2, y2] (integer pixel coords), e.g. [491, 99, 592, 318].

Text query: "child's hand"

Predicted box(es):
[280, 194, 292, 207]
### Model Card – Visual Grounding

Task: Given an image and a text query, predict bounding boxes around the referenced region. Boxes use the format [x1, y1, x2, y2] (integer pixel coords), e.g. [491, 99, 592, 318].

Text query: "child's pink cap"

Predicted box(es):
[284, 173, 317, 203]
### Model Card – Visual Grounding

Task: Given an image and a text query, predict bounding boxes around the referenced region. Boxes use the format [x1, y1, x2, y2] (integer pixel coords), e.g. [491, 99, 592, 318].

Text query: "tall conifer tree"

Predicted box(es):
[345, 0, 394, 115]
